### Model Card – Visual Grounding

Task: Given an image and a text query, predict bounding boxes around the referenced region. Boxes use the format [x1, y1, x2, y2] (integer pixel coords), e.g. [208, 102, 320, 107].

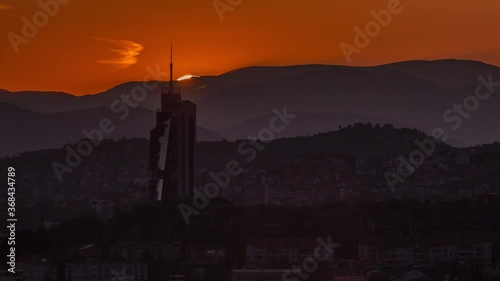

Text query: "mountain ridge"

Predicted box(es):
[2, 59, 500, 154]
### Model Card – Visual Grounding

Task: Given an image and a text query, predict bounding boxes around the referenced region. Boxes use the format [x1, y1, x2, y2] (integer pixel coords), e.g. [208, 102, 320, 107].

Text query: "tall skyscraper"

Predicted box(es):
[149, 45, 196, 201]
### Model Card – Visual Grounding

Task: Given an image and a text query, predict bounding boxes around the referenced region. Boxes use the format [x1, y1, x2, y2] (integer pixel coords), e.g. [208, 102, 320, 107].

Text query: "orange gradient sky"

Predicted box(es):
[0, 0, 499, 95]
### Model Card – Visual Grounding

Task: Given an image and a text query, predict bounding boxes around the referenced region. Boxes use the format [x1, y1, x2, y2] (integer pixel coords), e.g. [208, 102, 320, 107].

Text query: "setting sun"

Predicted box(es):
[177, 74, 200, 81]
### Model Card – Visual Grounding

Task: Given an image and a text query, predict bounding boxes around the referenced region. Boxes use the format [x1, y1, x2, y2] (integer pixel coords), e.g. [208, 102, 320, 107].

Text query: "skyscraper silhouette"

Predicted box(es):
[149, 45, 196, 201]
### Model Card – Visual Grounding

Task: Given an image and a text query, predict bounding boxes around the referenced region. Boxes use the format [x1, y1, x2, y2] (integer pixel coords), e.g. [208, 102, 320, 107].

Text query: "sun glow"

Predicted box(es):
[177, 74, 199, 81]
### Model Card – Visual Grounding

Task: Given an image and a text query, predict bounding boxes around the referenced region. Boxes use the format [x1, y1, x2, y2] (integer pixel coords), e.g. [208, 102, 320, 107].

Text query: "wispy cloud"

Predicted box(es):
[0, 4, 11, 10]
[94, 38, 143, 69]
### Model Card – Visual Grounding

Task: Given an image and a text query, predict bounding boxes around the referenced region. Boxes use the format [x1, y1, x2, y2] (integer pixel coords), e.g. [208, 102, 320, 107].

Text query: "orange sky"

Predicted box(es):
[0, 0, 499, 95]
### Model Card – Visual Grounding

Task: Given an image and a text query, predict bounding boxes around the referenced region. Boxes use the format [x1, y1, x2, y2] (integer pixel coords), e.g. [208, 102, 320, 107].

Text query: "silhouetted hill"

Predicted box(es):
[0, 82, 165, 113]
[3, 125, 499, 229]
[0, 103, 222, 156]
[196, 124, 452, 169]
[4, 124, 498, 229]
[363, 59, 500, 89]
[2, 124, 451, 170]
[216, 111, 423, 140]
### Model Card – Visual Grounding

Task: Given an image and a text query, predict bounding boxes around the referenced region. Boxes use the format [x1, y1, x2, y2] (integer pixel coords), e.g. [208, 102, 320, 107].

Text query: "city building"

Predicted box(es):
[230, 269, 301, 281]
[65, 263, 147, 281]
[149, 45, 196, 201]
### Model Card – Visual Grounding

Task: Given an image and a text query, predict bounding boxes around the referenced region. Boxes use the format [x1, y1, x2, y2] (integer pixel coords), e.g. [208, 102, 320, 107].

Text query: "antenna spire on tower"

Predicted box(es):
[169, 43, 173, 83]
[169, 43, 174, 94]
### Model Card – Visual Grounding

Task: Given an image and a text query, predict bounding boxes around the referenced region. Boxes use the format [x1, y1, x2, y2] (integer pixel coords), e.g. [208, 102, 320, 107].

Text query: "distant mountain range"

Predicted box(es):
[1, 59, 500, 156]
[0, 103, 222, 156]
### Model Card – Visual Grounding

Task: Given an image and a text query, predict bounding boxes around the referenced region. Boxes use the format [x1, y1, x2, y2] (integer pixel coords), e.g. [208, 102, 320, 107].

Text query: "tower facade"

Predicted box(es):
[149, 46, 196, 201]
